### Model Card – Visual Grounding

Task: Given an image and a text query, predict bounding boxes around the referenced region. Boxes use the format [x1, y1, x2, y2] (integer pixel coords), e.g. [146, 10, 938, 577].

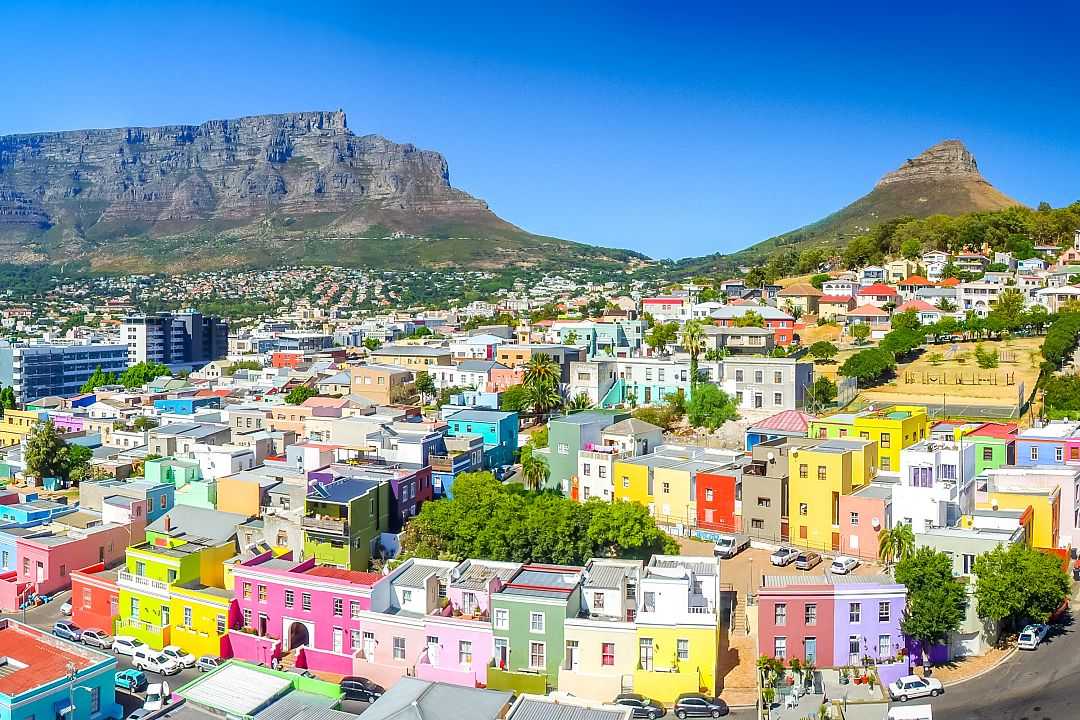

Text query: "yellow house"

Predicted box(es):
[788, 438, 877, 552]
[613, 456, 655, 507]
[613, 447, 739, 526]
[0, 409, 42, 447]
[808, 405, 928, 474]
[972, 487, 1060, 549]
[169, 583, 235, 657]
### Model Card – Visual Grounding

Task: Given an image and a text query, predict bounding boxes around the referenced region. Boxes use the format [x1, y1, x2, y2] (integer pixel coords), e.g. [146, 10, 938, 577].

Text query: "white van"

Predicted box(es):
[133, 648, 181, 676]
[887, 705, 933, 720]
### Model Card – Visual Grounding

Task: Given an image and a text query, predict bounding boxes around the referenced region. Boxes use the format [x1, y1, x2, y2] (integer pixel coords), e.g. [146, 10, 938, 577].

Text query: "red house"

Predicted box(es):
[70, 563, 118, 632]
[695, 470, 739, 533]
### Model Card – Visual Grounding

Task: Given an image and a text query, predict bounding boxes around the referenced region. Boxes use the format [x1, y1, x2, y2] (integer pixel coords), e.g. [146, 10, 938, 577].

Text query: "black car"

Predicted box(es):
[613, 693, 665, 719]
[340, 676, 384, 703]
[673, 693, 728, 718]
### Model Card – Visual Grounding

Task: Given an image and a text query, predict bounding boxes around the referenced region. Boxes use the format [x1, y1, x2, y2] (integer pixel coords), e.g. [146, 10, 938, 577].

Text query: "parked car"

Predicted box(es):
[340, 677, 385, 703]
[830, 556, 860, 575]
[613, 693, 665, 719]
[713, 533, 750, 559]
[196, 656, 222, 673]
[795, 552, 822, 570]
[81, 628, 112, 650]
[1017, 623, 1049, 650]
[59, 600, 73, 616]
[132, 648, 181, 676]
[161, 645, 196, 668]
[115, 669, 149, 693]
[888, 675, 943, 702]
[887, 706, 934, 720]
[770, 547, 799, 566]
[112, 636, 147, 657]
[143, 682, 173, 711]
[673, 693, 729, 718]
[52, 621, 82, 642]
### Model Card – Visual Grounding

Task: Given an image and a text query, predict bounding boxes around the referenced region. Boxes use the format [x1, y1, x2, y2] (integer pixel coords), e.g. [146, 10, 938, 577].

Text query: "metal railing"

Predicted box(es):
[117, 571, 170, 593]
[301, 516, 349, 536]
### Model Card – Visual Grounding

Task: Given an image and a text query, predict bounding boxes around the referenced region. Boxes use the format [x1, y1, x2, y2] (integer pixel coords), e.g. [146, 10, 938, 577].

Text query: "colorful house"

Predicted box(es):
[962, 423, 1016, 475]
[303, 475, 392, 570]
[488, 564, 584, 695]
[70, 563, 119, 634]
[787, 438, 877, 552]
[444, 409, 519, 469]
[757, 574, 909, 687]
[541, 411, 628, 493]
[809, 405, 929, 475]
[1015, 421, 1077, 467]
[745, 410, 816, 451]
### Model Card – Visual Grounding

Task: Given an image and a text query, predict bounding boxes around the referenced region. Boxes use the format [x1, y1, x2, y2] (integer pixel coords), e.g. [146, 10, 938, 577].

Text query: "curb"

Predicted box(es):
[938, 646, 1018, 689]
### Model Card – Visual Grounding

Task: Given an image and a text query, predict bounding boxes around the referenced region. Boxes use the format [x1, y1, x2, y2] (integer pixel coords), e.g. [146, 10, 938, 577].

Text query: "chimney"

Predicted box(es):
[164, 515, 171, 532]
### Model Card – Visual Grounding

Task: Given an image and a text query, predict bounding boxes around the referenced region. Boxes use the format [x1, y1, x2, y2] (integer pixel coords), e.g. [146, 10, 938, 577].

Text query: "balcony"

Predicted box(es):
[302, 516, 350, 537]
[429, 454, 460, 472]
[117, 571, 171, 597]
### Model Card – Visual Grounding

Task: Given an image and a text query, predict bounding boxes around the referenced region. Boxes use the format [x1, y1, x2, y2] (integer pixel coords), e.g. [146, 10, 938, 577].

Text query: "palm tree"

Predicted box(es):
[681, 320, 704, 386]
[878, 523, 916, 570]
[520, 447, 549, 491]
[524, 353, 560, 391]
[565, 392, 592, 411]
[527, 382, 563, 420]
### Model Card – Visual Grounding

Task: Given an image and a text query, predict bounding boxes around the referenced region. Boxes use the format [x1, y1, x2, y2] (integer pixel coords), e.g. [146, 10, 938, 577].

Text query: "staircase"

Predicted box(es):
[730, 599, 748, 636]
[278, 649, 299, 671]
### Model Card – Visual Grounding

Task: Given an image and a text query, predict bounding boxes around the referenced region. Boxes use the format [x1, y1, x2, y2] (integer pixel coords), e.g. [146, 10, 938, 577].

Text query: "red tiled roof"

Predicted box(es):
[819, 295, 854, 304]
[966, 422, 1018, 439]
[900, 275, 930, 286]
[939, 277, 961, 287]
[752, 410, 816, 433]
[194, 389, 233, 398]
[848, 304, 889, 317]
[896, 299, 937, 313]
[304, 566, 382, 585]
[857, 283, 899, 296]
[0, 624, 95, 695]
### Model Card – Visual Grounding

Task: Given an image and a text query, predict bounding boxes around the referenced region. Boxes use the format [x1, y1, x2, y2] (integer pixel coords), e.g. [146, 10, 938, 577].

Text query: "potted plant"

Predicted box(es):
[761, 686, 776, 709]
[802, 660, 816, 686]
[867, 670, 878, 692]
[838, 666, 849, 685]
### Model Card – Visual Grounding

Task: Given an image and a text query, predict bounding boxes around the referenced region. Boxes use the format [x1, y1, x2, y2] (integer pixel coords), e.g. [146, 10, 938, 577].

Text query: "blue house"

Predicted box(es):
[445, 409, 519, 469]
[1014, 422, 1076, 467]
[153, 396, 221, 415]
[0, 618, 123, 720]
[0, 496, 75, 525]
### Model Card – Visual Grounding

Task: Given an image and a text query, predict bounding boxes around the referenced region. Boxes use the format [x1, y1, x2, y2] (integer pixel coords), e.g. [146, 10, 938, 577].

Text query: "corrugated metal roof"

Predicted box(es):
[180, 662, 291, 716]
[583, 564, 628, 589]
[396, 561, 453, 588]
[360, 677, 513, 720]
[762, 573, 897, 588]
[509, 698, 628, 720]
[252, 692, 339, 720]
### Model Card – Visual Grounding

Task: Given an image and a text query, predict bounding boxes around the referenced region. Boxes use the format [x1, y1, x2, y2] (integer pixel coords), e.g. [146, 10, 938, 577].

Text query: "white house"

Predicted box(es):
[894, 440, 976, 532]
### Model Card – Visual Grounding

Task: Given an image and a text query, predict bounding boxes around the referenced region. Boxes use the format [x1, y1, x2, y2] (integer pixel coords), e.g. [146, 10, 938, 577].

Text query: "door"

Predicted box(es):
[35, 561, 44, 583]
[754, 393, 763, 408]
[493, 638, 509, 669]
[566, 640, 580, 671]
[333, 628, 344, 654]
[639, 638, 654, 671]
[160, 606, 170, 627]
[804, 638, 817, 665]
[644, 387, 652, 404]
[427, 635, 440, 665]
[831, 532, 841, 552]
[363, 632, 376, 660]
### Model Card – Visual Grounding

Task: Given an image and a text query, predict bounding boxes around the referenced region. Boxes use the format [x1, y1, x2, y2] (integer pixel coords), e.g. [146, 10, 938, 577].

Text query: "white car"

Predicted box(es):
[59, 601, 73, 616]
[770, 547, 800, 566]
[888, 675, 943, 702]
[830, 556, 860, 574]
[1017, 623, 1049, 650]
[143, 682, 172, 712]
[161, 645, 196, 668]
[713, 533, 750, 559]
[112, 636, 147, 657]
[133, 648, 181, 676]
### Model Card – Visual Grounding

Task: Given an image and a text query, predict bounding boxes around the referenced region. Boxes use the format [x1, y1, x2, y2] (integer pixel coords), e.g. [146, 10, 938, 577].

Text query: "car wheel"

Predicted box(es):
[676, 711, 687, 719]
[899, 695, 908, 703]
[930, 689, 941, 697]
[648, 712, 659, 720]
[712, 711, 721, 718]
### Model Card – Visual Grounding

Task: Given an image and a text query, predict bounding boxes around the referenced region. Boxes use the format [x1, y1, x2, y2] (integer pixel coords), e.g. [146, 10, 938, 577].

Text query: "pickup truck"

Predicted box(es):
[713, 533, 750, 559]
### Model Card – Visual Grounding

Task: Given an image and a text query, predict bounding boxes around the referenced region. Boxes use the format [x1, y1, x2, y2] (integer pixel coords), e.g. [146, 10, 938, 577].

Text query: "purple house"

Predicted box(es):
[758, 574, 910, 687]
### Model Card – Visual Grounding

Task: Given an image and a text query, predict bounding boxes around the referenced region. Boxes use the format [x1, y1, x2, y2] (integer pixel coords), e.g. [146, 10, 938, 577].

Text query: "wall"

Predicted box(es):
[696, 471, 737, 532]
[758, 588, 836, 667]
[416, 616, 494, 687]
[831, 587, 906, 668]
[837, 493, 886, 559]
[556, 620, 636, 702]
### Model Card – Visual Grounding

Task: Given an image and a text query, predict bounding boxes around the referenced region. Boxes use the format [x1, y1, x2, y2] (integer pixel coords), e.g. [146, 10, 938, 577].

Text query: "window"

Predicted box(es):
[850, 602, 861, 623]
[850, 512, 859, 526]
[216, 615, 226, 635]
[755, 371, 763, 383]
[529, 641, 546, 669]
[334, 598, 343, 616]
[941, 464, 957, 480]
[459, 640, 473, 665]
[351, 630, 361, 650]
[593, 592, 605, 609]
[1031, 446, 1038, 461]
[774, 371, 783, 384]
[774, 392, 783, 405]
[879, 635, 891, 657]
[677, 639, 689, 660]
[602, 642, 615, 666]
[817, 465, 826, 482]
[242, 582, 252, 599]
[705, 488, 714, 502]
[805, 603, 817, 625]
[880, 432, 891, 449]
[799, 464, 808, 479]
[183, 607, 192, 627]
[530, 612, 545, 632]
[962, 553, 976, 575]
[557, 443, 569, 455]
[1056, 447, 1064, 462]
[735, 370, 744, 382]
[849, 635, 860, 664]
[583, 463, 591, 476]
[302, 593, 312, 611]
[757, 497, 771, 508]
[494, 608, 509, 629]
[284, 590, 294, 608]
[799, 503, 808, 516]
[983, 447, 994, 461]
[623, 477, 630, 488]
[881, 457, 891, 471]
[351, 601, 360, 619]
[393, 637, 406, 661]
[879, 601, 890, 622]
[258, 585, 267, 602]
[662, 482, 670, 494]
[773, 636, 787, 660]
[242, 609, 252, 628]
[774, 603, 787, 626]
[60, 564, 66, 577]
[166, 569, 177, 583]
[598, 466, 606, 479]
[751, 519, 764, 529]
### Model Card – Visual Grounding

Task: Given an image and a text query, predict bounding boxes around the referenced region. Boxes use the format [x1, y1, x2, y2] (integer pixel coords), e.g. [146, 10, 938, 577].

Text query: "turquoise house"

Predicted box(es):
[144, 457, 215, 509]
[153, 396, 220, 415]
[445, 409, 520, 469]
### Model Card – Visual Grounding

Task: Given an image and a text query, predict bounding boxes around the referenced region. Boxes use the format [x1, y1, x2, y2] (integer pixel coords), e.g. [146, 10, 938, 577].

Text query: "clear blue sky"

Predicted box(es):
[2, 1, 1078, 259]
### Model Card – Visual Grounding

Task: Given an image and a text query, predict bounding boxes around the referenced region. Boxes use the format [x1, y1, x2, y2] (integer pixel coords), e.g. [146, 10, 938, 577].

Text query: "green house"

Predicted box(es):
[303, 474, 391, 570]
[538, 410, 628, 492]
[146, 457, 216, 509]
[488, 564, 583, 694]
[961, 423, 1016, 475]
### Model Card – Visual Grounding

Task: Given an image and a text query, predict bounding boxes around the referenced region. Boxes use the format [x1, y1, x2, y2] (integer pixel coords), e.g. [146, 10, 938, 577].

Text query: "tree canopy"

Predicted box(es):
[80, 365, 118, 393]
[399, 471, 678, 564]
[808, 341, 838, 363]
[687, 383, 739, 431]
[972, 543, 1070, 629]
[285, 385, 318, 405]
[120, 361, 171, 390]
[895, 547, 967, 663]
[839, 347, 895, 384]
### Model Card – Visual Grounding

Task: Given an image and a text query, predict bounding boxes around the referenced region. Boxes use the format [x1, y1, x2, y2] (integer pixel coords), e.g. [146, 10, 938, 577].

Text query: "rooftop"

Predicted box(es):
[304, 566, 381, 585]
[307, 476, 381, 503]
[761, 573, 898, 588]
[179, 661, 292, 717]
[500, 565, 583, 599]
[0, 620, 108, 696]
[360, 677, 513, 720]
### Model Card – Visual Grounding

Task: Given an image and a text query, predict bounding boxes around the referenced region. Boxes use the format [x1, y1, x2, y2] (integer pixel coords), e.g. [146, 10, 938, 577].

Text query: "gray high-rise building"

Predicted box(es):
[0, 340, 129, 403]
[121, 310, 229, 368]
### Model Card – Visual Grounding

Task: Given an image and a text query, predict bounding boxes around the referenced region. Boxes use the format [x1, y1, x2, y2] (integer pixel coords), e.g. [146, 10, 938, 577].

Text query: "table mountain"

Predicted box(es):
[0, 110, 640, 271]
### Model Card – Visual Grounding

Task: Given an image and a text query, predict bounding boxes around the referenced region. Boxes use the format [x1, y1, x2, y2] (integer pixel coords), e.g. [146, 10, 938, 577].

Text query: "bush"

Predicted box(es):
[839, 348, 896, 384]
[974, 344, 999, 369]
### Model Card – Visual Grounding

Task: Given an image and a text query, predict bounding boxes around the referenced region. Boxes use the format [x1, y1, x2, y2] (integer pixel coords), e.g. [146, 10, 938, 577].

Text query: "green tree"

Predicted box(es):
[363, 337, 382, 351]
[808, 341, 839, 363]
[895, 547, 966, 669]
[850, 323, 871, 344]
[285, 385, 318, 405]
[119, 361, 171, 390]
[890, 311, 922, 333]
[878, 523, 916, 570]
[414, 371, 437, 404]
[687, 383, 739, 431]
[988, 288, 1027, 332]
[900, 237, 923, 260]
[973, 544, 1070, 629]
[524, 353, 561, 390]
[0, 385, 14, 416]
[745, 267, 768, 288]
[565, 392, 592, 411]
[809, 273, 831, 290]
[681, 320, 705, 385]
[25, 420, 69, 482]
[65, 444, 94, 486]
[80, 365, 118, 393]
[733, 311, 766, 328]
[526, 382, 563, 418]
[974, 344, 999, 368]
[132, 416, 158, 432]
[409, 326, 433, 338]
[839, 348, 895, 384]
[645, 322, 678, 355]
[804, 377, 837, 409]
[880, 328, 925, 359]
[520, 446, 550, 491]
[224, 360, 263, 376]
[500, 384, 530, 413]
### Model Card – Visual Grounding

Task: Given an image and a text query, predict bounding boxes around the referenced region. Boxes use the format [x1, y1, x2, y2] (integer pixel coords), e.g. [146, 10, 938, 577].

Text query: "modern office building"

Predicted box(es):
[0, 340, 128, 404]
[121, 309, 228, 368]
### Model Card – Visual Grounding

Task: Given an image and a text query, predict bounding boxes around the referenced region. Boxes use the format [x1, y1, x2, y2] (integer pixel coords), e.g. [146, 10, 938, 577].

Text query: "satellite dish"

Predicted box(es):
[766, 452, 776, 463]
[872, 518, 880, 530]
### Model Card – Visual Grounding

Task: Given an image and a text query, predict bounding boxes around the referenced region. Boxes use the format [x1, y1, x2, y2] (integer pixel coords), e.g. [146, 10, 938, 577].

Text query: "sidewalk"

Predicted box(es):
[914, 645, 1013, 686]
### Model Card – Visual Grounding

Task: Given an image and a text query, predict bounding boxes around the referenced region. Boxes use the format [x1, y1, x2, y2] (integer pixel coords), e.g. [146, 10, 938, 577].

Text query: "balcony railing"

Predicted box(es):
[117, 617, 168, 634]
[429, 454, 459, 472]
[117, 571, 171, 594]
[302, 516, 349, 536]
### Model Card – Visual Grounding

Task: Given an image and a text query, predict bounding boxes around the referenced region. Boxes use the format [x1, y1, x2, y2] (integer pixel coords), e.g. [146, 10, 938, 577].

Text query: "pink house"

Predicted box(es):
[49, 413, 87, 433]
[15, 514, 141, 598]
[229, 553, 379, 674]
[415, 559, 519, 687]
[837, 485, 890, 561]
[489, 366, 524, 393]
